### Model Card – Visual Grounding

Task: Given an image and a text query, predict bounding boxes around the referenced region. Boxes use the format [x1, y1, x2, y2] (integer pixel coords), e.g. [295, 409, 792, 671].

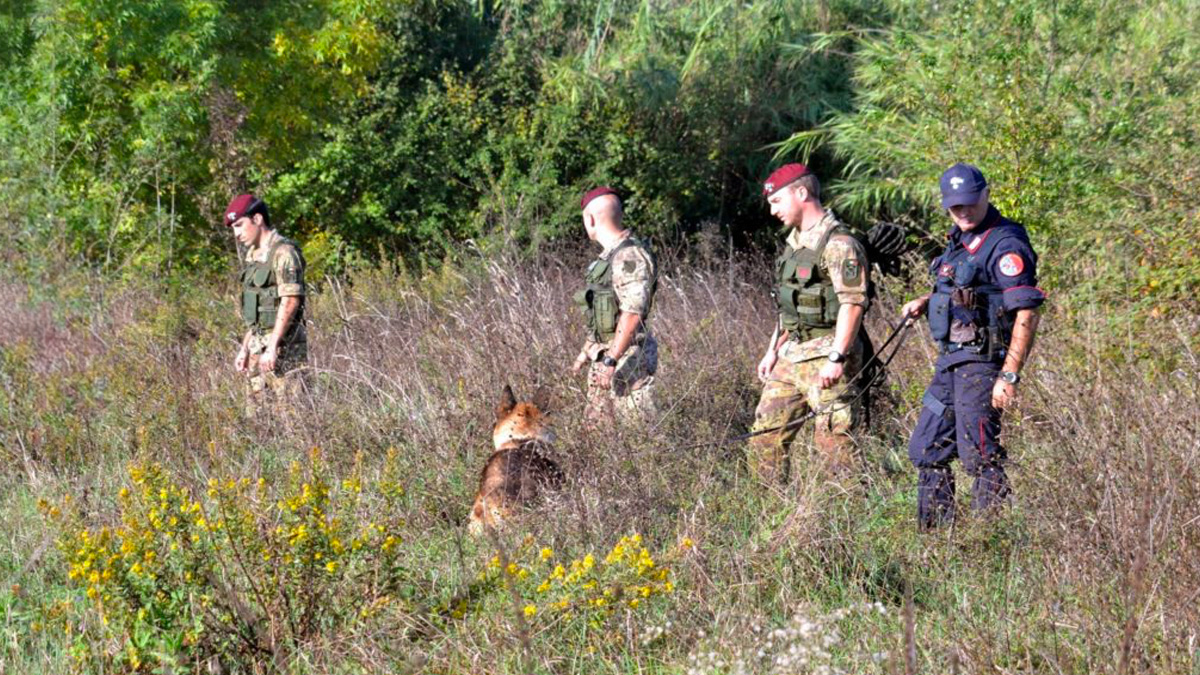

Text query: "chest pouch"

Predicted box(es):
[953, 261, 978, 285]
[591, 290, 619, 337]
[928, 292, 951, 342]
[580, 259, 619, 340]
[241, 289, 258, 325]
[793, 262, 825, 317]
[572, 288, 591, 310]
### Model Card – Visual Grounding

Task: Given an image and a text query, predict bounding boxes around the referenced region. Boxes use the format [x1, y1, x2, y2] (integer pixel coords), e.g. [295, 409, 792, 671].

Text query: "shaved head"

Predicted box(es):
[584, 193, 623, 225]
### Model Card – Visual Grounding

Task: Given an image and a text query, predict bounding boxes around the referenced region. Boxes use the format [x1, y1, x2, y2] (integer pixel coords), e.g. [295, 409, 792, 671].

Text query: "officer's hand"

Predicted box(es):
[258, 345, 278, 373]
[818, 361, 844, 389]
[901, 296, 929, 318]
[571, 354, 588, 374]
[235, 348, 249, 373]
[757, 351, 777, 383]
[595, 364, 616, 390]
[992, 379, 1016, 409]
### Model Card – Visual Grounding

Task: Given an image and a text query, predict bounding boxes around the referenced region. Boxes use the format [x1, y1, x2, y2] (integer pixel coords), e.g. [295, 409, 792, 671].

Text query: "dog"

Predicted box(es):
[468, 385, 562, 536]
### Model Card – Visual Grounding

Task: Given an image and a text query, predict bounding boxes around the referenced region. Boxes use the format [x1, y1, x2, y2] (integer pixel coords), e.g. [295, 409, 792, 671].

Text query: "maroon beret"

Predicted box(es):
[223, 194, 265, 226]
[581, 186, 618, 210]
[762, 163, 811, 197]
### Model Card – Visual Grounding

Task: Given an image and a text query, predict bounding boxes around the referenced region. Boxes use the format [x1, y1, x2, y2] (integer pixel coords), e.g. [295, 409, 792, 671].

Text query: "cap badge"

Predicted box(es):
[228, 212, 237, 221]
[950, 177, 964, 190]
[765, 182, 774, 192]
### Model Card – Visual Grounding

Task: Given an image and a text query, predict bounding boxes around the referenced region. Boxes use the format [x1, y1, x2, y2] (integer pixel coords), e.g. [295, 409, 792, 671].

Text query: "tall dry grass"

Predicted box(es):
[0, 245, 1197, 673]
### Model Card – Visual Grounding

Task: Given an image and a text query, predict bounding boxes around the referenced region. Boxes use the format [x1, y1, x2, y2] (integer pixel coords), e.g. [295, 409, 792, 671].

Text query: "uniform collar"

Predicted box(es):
[599, 230, 632, 259]
[786, 209, 839, 251]
[246, 229, 280, 263]
[947, 206, 1001, 250]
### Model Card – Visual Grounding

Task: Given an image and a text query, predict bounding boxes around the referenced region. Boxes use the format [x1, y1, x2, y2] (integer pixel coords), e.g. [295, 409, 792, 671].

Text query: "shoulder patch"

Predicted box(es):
[842, 259, 861, 284]
[998, 252, 1025, 277]
[623, 260, 637, 273]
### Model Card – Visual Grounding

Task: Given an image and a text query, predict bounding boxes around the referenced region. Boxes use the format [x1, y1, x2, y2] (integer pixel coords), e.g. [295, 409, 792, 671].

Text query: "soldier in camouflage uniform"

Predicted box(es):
[571, 187, 658, 429]
[225, 194, 309, 421]
[749, 164, 871, 482]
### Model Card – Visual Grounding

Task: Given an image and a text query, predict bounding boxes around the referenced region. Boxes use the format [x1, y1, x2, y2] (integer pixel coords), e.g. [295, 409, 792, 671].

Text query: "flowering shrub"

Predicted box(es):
[47, 449, 409, 671]
[483, 534, 687, 629]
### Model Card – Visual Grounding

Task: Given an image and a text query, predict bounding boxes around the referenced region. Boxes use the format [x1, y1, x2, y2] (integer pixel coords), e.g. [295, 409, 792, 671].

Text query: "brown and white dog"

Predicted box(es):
[468, 385, 562, 536]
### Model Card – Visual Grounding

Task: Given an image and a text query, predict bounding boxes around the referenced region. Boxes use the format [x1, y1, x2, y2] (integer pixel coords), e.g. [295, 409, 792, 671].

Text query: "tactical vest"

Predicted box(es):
[774, 224, 850, 341]
[926, 222, 1031, 363]
[573, 236, 656, 343]
[240, 237, 305, 337]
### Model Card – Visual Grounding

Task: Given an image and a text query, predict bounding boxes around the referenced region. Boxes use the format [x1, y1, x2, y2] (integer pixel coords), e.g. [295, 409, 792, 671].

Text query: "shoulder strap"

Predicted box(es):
[814, 224, 852, 266]
[611, 236, 640, 257]
[265, 236, 296, 262]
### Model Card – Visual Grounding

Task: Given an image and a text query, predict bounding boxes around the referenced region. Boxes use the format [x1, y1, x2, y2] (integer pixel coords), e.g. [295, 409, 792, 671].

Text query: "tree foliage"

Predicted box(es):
[0, 0, 398, 276]
[1, 0, 1196, 328]
[779, 0, 1200, 318]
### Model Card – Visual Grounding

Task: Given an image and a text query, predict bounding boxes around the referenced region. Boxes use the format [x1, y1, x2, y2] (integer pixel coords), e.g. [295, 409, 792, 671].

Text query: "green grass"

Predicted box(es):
[0, 257, 1196, 673]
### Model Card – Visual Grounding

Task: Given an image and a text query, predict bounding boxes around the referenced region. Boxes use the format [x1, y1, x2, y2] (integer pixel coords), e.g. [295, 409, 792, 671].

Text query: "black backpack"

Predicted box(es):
[864, 221, 908, 277]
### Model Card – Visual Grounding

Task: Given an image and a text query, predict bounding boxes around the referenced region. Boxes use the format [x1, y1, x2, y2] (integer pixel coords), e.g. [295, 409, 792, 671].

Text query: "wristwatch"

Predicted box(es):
[601, 355, 619, 368]
[827, 350, 846, 364]
[999, 371, 1020, 385]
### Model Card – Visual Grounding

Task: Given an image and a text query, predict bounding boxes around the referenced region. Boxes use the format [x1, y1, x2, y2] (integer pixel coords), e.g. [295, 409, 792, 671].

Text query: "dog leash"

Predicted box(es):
[679, 317, 915, 450]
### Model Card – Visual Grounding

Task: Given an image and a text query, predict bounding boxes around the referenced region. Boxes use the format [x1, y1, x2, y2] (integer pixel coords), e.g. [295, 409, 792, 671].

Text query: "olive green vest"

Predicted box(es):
[573, 236, 656, 343]
[240, 237, 305, 338]
[775, 225, 848, 340]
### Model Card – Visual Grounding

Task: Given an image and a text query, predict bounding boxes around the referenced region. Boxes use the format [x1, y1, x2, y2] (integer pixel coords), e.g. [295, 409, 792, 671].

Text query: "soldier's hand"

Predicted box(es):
[258, 345, 278, 373]
[571, 355, 588, 374]
[901, 296, 929, 318]
[595, 364, 616, 390]
[992, 379, 1016, 409]
[757, 351, 777, 383]
[235, 348, 249, 373]
[818, 361, 844, 389]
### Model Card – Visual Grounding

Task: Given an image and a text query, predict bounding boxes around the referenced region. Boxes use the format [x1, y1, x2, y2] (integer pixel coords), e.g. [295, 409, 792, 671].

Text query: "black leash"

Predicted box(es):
[680, 318, 915, 450]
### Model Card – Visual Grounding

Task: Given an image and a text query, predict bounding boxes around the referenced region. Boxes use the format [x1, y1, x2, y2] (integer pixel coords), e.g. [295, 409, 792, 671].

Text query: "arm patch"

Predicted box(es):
[842, 259, 861, 284]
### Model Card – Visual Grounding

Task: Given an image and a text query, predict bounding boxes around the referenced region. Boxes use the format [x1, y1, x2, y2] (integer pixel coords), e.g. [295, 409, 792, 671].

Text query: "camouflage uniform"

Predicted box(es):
[576, 234, 658, 428]
[749, 211, 870, 482]
[241, 231, 308, 420]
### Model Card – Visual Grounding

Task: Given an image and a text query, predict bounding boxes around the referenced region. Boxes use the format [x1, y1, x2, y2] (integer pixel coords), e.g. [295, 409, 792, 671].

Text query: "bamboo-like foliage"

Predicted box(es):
[776, 0, 1200, 319]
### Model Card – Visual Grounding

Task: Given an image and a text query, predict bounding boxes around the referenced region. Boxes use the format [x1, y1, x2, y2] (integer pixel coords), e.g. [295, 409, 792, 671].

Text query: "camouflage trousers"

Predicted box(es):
[585, 335, 658, 429]
[243, 335, 310, 424]
[747, 337, 863, 483]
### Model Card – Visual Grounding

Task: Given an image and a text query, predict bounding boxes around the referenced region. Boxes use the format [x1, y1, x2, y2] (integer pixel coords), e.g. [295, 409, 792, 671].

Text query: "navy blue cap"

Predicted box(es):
[939, 163, 988, 208]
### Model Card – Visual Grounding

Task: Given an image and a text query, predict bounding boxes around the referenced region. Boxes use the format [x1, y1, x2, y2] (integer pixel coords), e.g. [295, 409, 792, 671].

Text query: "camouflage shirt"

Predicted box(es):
[244, 231, 307, 356]
[779, 211, 869, 362]
[582, 232, 656, 359]
[246, 231, 306, 298]
[608, 234, 655, 317]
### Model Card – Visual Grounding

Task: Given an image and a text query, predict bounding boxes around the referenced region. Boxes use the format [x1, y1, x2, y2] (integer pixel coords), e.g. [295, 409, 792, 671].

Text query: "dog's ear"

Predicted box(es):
[497, 384, 518, 418]
[530, 385, 552, 413]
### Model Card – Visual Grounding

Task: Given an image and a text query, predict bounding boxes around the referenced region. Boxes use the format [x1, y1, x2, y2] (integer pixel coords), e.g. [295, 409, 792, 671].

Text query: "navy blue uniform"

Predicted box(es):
[908, 206, 1044, 528]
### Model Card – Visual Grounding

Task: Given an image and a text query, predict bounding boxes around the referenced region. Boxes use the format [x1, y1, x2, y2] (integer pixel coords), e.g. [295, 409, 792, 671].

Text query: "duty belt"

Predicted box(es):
[939, 326, 999, 358]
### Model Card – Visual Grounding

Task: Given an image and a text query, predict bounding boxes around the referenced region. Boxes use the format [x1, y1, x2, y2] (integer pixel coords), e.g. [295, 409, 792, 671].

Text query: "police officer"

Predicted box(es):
[571, 187, 658, 429]
[902, 164, 1044, 529]
[226, 194, 309, 420]
[749, 164, 871, 482]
